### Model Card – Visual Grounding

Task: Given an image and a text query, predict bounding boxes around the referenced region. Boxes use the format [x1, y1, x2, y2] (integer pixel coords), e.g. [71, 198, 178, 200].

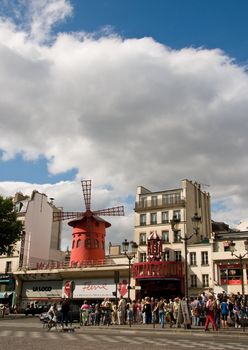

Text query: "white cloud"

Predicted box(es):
[1, 1, 248, 248]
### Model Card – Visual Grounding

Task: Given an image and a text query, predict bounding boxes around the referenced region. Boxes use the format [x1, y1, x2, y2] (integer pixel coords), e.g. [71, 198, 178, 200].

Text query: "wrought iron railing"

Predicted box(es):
[18, 258, 117, 271]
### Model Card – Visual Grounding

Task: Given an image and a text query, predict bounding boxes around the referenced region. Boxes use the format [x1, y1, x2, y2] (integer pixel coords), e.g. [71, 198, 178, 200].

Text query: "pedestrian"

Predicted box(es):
[80, 300, 90, 326]
[126, 300, 134, 327]
[61, 298, 70, 327]
[117, 296, 126, 325]
[143, 297, 152, 324]
[190, 297, 201, 327]
[205, 295, 218, 331]
[157, 298, 165, 328]
[220, 298, 229, 329]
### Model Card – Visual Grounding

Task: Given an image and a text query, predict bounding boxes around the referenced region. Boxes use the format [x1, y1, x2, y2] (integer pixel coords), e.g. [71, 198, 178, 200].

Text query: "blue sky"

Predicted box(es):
[0, 0, 248, 247]
[66, 0, 248, 62]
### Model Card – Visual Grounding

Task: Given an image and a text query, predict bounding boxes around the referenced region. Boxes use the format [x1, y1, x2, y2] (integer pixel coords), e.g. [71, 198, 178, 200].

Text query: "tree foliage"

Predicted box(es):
[0, 195, 23, 255]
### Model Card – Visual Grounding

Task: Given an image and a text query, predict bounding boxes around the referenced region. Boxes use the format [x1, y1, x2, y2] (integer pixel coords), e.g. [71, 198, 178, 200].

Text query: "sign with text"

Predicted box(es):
[22, 281, 62, 298]
[64, 279, 128, 298]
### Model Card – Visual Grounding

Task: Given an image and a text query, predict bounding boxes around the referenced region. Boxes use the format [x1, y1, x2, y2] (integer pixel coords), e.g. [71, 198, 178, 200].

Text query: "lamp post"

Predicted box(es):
[122, 239, 138, 300]
[229, 240, 248, 300]
[170, 213, 201, 300]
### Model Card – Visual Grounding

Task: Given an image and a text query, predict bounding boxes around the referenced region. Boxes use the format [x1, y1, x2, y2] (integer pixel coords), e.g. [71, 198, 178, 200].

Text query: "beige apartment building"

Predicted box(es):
[133, 179, 212, 298]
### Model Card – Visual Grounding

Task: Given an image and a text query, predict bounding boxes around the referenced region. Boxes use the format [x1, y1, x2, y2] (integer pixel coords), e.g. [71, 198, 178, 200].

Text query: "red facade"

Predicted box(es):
[132, 261, 184, 279]
[69, 215, 110, 266]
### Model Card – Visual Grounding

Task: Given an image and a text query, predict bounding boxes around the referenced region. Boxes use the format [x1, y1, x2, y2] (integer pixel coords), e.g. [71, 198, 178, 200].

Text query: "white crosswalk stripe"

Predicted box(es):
[0, 330, 12, 337]
[78, 333, 96, 341]
[46, 332, 59, 339]
[0, 330, 248, 349]
[94, 334, 119, 343]
[15, 331, 25, 337]
[135, 336, 163, 345]
[114, 335, 141, 344]
[30, 331, 42, 338]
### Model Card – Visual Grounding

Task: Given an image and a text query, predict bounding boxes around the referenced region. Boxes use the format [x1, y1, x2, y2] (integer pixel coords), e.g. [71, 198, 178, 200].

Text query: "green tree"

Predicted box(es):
[0, 195, 23, 255]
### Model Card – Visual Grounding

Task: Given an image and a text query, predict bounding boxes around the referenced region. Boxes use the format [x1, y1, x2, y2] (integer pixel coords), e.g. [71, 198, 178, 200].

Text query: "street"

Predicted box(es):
[0, 317, 248, 350]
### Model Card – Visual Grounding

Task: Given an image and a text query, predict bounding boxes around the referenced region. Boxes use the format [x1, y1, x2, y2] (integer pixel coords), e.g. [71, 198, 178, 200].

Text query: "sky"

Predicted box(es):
[0, 0, 248, 250]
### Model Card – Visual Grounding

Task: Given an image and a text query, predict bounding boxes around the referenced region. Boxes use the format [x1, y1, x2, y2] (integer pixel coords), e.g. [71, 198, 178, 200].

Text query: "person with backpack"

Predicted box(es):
[190, 297, 201, 326]
[220, 298, 229, 329]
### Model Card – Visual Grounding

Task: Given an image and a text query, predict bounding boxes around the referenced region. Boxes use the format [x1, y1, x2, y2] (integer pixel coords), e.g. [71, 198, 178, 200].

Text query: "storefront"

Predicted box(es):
[21, 280, 63, 309]
[219, 264, 243, 285]
[0, 274, 16, 307]
[62, 278, 129, 301]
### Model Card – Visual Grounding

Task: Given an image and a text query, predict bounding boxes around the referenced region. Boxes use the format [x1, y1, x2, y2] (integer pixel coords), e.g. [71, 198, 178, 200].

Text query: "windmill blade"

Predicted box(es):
[93, 206, 125, 216]
[53, 211, 84, 222]
[81, 180, 92, 211]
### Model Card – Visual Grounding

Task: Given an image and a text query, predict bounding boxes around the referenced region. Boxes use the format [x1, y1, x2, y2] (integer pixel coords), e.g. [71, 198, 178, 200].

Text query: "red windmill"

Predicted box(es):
[53, 180, 124, 266]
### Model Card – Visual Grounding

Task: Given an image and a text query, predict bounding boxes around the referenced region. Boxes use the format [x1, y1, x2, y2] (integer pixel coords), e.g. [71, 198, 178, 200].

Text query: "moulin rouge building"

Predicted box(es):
[1, 179, 247, 309]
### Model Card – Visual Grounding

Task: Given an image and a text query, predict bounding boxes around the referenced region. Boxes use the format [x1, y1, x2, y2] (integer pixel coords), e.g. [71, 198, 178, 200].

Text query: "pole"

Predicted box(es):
[240, 256, 245, 298]
[128, 257, 131, 300]
[184, 237, 188, 299]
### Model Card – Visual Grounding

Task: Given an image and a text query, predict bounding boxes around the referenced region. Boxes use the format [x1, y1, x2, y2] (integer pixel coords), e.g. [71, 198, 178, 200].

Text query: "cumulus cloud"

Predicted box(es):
[1, 0, 248, 249]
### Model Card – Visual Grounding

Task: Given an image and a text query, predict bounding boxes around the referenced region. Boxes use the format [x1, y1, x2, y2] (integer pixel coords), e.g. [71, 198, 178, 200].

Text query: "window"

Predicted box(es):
[164, 250, 170, 261]
[162, 193, 181, 204]
[174, 251, 181, 262]
[85, 239, 91, 248]
[140, 197, 147, 208]
[173, 210, 181, 221]
[139, 233, 146, 245]
[5, 261, 12, 273]
[201, 251, 209, 265]
[7, 247, 14, 257]
[72, 240, 75, 249]
[162, 230, 169, 243]
[202, 274, 209, 287]
[190, 275, 197, 288]
[140, 214, 146, 226]
[190, 252, 197, 266]
[161, 211, 169, 223]
[140, 253, 147, 262]
[223, 241, 231, 252]
[151, 196, 158, 207]
[220, 267, 242, 285]
[94, 239, 99, 248]
[173, 230, 181, 243]
[150, 213, 157, 225]
[76, 239, 81, 248]
[102, 241, 105, 250]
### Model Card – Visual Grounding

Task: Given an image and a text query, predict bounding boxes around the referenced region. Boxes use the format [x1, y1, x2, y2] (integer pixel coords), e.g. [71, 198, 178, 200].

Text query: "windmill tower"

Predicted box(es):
[53, 180, 124, 266]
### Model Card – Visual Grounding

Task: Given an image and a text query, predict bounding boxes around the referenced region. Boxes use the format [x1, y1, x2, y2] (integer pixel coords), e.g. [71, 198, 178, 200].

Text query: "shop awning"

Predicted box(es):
[0, 292, 13, 298]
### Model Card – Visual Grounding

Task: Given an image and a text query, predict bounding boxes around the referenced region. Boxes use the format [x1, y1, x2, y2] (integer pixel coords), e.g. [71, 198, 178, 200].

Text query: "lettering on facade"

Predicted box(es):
[32, 286, 52, 292]
[81, 283, 108, 291]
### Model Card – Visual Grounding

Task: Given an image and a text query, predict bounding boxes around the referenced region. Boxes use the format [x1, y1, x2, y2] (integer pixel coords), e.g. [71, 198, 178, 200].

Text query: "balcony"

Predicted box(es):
[132, 261, 184, 279]
[135, 199, 185, 212]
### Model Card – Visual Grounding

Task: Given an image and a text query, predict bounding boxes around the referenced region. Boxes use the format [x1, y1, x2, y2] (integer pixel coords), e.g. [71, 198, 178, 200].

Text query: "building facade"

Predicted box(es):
[1, 181, 248, 309]
[0, 191, 63, 306]
[133, 179, 212, 298]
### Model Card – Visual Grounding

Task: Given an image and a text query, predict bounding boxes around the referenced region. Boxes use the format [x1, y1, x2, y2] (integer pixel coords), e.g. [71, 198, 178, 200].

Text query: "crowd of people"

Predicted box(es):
[42, 291, 248, 331]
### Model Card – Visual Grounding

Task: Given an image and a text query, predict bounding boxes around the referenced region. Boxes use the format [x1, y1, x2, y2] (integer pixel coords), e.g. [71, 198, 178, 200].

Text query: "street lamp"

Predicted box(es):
[229, 240, 248, 300]
[122, 239, 138, 300]
[170, 213, 201, 300]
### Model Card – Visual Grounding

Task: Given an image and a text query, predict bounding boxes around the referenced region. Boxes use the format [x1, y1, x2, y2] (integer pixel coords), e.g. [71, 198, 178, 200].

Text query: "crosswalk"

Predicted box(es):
[0, 330, 247, 349]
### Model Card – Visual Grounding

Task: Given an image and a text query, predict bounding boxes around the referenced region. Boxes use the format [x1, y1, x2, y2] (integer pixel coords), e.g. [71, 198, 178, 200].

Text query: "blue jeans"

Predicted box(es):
[159, 310, 165, 328]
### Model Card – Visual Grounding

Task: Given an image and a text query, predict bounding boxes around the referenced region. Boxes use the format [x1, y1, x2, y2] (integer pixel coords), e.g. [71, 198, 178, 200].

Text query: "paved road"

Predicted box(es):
[0, 317, 248, 350]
